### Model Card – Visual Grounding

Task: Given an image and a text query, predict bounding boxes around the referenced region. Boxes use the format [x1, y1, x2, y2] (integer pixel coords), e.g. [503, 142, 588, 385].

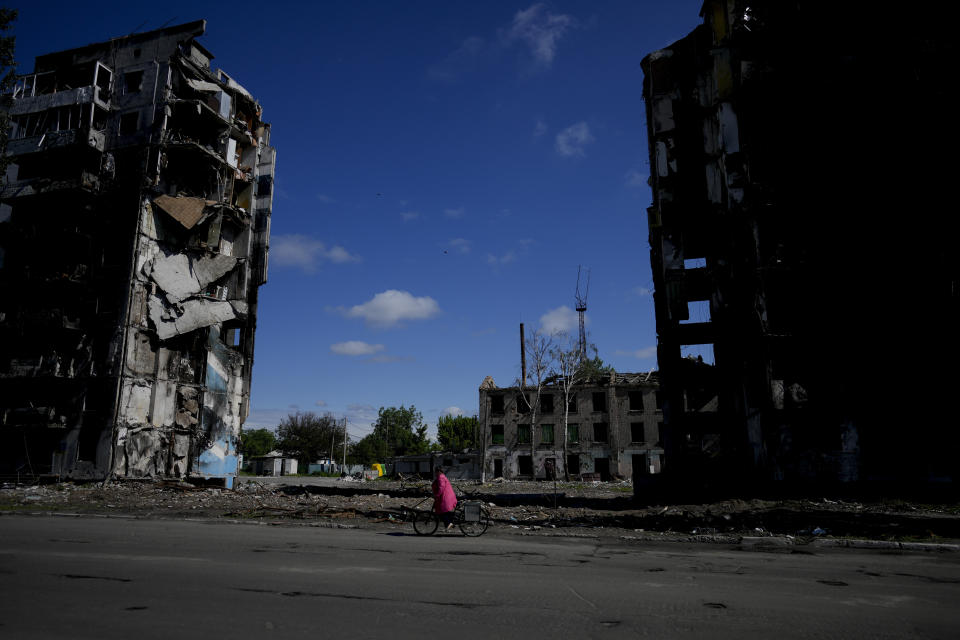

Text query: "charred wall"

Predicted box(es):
[643, 0, 959, 492]
[0, 21, 274, 487]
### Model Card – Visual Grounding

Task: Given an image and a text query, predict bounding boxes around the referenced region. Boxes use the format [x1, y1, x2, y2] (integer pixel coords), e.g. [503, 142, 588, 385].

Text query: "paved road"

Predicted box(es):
[1, 515, 958, 639]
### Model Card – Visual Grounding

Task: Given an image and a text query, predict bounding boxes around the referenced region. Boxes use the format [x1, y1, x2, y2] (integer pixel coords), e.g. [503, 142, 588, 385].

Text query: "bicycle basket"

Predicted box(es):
[463, 501, 482, 522]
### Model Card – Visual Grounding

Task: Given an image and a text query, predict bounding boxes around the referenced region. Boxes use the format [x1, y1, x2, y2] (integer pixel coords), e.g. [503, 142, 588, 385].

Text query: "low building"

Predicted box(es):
[391, 450, 482, 480]
[249, 451, 296, 477]
[478, 373, 663, 481]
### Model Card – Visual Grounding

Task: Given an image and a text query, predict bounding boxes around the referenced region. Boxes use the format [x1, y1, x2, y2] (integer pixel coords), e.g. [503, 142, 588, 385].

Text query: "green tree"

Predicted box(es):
[0, 9, 17, 177]
[350, 405, 429, 465]
[238, 428, 277, 458]
[436, 414, 478, 452]
[276, 411, 344, 468]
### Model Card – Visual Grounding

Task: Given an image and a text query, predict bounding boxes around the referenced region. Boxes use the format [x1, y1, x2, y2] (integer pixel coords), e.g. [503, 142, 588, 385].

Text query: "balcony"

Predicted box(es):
[6, 128, 106, 157]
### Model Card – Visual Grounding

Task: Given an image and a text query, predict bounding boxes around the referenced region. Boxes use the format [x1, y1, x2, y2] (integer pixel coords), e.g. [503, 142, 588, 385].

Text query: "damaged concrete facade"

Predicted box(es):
[0, 21, 275, 487]
[642, 1, 958, 490]
[479, 374, 663, 481]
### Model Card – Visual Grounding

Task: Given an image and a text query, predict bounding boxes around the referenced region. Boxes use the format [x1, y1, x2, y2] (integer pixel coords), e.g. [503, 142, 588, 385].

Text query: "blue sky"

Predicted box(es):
[14, 1, 704, 441]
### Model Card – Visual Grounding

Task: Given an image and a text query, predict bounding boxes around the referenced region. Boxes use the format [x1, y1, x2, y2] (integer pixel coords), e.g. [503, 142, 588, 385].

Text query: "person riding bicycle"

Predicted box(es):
[431, 466, 457, 531]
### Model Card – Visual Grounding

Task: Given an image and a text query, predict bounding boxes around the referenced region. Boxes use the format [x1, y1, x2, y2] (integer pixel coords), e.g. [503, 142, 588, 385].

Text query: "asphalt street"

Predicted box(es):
[1, 515, 958, 639]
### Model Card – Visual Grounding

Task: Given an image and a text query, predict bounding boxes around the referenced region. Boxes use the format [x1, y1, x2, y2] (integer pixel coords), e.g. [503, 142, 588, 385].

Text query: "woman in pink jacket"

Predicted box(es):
[432, 466, 458, 531]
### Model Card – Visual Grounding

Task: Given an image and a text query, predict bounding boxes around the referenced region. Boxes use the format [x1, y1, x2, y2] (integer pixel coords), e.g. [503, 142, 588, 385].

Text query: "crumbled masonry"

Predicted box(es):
[0, 21, 275, 488]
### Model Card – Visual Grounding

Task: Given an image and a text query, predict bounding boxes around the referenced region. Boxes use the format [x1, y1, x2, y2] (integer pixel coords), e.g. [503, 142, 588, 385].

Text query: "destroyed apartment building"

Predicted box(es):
[478, 372, 666, 481]
[642, 0, 958, 491]
[0, 21, 275, 487]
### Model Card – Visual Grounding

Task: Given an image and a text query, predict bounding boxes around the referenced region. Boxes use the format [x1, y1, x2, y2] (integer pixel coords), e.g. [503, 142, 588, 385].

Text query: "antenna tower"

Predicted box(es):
[575, 266, 590, 362]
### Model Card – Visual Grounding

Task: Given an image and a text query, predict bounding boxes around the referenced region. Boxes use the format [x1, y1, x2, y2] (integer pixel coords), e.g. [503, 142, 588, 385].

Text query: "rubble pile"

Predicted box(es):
[2, 479, 958, 543]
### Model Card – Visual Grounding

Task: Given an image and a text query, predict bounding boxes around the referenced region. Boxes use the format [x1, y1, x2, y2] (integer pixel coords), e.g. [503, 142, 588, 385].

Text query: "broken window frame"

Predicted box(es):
[567, 423, 579, 443]
[490, 394, 504, 415]
[592, 392, 606, 413]
[491, 425, 504, 445]
[630, 422, 644, 443]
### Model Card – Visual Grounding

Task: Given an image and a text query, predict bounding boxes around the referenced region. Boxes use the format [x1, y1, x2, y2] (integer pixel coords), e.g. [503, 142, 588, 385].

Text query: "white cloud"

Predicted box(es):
[486, 251, 516, 266]
[315, 400, 328, 407]
[317, 194, 335, 203]
[448, 238, 471, 254]
[444, 207, 466, 219]
[614, 347, 657, 359]
[533, 117, 548, 137]
[401, 211, 420, 222]
[632, 286, 652, 297]
[625, 169, 648, 188]
[540, 305, 581, 334]
[441, 406, 464, 417]
[330, 341, 386, 356]
[344, 290, 441, 327]
[271, 234, 361, 272]
[502, 4, 575, 69]
[555, 122, 595, 157]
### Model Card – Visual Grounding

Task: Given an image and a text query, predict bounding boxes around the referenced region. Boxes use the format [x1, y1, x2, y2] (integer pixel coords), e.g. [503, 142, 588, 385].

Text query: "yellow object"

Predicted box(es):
[371, 463, 384, 477]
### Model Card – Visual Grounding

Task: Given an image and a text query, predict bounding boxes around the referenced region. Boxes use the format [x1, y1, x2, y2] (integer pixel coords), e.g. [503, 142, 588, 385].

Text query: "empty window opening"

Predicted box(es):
[124, 70, 144, 94]
[592, 392, 606, 412]
[629, 391, 644, 411]
[517, 393, 530, 413]
[517, 424, 531, 444]
[491, 425, 504, 445]
[567, 395, 577, 413]
[656, 421, 664, 446]
[490, 394, 504, 415]
[567, 454, 580, 476]
[594, 457, 611, 481]
[119, 111, 139, 135]
[654, 391, 662, 409]
[684, 257, 706, 269]
[517, 455, 533, 476]
[680, 300, 711, 324]
[631, 422, 644, 443]
[493, 458, 503, 478]
[567, 423, 579, 443]
[540, 394, 554, 414]
[540, 424, 554, 444]
[680, 343, 715, 365]
[222, 326, 242, 349]
[593, 422, 608, 443]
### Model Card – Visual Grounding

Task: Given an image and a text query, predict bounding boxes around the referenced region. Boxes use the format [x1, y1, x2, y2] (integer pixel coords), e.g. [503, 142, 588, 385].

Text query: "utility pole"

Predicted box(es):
[342, 418, 347, 470]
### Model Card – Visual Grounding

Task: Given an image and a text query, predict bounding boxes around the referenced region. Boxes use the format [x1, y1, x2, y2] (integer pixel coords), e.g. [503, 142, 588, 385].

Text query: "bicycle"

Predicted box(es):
[400, 495, 492, 537]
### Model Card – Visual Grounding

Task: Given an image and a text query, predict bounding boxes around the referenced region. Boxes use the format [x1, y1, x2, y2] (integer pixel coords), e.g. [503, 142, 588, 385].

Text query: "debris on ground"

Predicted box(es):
[1, 478, 958, 544]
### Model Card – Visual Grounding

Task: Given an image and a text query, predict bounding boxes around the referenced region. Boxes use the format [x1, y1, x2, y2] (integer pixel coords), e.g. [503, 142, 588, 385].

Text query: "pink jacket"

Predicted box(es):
[432, 472, 457, 513]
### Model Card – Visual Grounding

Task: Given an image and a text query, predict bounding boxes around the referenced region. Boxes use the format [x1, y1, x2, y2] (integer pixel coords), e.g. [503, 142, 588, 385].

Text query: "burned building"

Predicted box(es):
[478, 373, 664, 481]
[642, 1, 958, 491]
[0, 21, 275, 487]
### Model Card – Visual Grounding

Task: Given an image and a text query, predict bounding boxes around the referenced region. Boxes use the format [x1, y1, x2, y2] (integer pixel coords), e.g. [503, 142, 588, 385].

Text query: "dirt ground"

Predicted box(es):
[2, 477, 959, 545]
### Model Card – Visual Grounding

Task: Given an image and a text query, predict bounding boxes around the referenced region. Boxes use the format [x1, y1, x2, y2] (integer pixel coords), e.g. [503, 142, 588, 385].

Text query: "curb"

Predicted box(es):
[811, 538, 959, 552]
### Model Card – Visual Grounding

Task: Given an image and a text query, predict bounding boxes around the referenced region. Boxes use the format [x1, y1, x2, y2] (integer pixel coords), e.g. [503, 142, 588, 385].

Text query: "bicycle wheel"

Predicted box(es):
[413, 510, 439, 536]
[458, 506, 491, 537]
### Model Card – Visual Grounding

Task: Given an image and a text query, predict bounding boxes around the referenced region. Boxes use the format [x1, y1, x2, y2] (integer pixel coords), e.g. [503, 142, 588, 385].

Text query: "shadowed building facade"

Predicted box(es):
[0, 21, 275, 487]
